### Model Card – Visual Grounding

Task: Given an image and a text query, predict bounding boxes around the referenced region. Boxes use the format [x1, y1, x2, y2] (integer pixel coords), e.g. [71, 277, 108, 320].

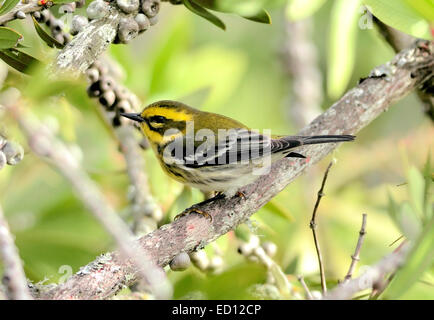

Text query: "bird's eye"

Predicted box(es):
[149, 115, 167, 123]
[147, 115, 167, 129]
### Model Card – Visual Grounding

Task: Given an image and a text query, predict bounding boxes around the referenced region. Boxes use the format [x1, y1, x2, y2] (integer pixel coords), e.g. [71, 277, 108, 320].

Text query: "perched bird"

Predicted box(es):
[121, 100, 354, 219]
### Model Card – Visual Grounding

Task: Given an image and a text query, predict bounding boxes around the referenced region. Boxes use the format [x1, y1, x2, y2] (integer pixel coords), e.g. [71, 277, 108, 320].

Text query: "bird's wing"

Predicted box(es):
[160, 128, 273, 168]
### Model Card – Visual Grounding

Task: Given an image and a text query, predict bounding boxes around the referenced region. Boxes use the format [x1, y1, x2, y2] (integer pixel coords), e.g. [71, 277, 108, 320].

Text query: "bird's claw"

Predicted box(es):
[236, 191, 246, 200]
[174, 207, 212, 222]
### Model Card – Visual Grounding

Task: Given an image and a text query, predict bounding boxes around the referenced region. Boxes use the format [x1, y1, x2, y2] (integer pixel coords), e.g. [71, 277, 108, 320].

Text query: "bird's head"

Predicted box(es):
[120, 100, 196, 145]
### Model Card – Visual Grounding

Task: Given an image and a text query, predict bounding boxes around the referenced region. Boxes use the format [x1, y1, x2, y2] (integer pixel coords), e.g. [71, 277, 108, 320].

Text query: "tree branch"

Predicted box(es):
[0, 203, 32, 300]
[41, 40, 433, 299]
[54, 3, 122, 76]
[53, 1, 161, 76]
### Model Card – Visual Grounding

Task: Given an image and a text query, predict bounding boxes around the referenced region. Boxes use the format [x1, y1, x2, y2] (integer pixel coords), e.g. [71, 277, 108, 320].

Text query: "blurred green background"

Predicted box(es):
[0, 0, 432, 299]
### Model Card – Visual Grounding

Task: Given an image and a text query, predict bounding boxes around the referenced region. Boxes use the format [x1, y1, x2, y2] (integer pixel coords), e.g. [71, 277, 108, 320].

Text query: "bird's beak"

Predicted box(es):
[120, 112, 145, 123]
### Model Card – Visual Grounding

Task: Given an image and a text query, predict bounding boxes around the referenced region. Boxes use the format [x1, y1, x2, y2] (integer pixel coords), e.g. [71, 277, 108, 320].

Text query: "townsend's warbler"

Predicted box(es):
[121, 100, 354, 213]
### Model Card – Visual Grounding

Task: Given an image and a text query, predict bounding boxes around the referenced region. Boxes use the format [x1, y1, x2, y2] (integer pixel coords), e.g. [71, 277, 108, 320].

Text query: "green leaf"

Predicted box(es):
[32, 16, 65, 49]
[327, 0, 361, 99]
[193, 0, 271, 24]
[408, 166, 426, 220]
[0, 26, 22, 49]
[194, 0, 265, 16]
[286, 0, 327, 21]
[382, 215, 434, 299]
[398, 201, 422, 241]
[363, 0, 432, 39]
[0, 48, 40, 74]
[234, 224, 251, 242]
[403, 0, 434, 22]
[242, 9, 272, 24]
[387, 191, 400, 225]
[0, 0, 20, 16]
[182, 0, 226, 30]
[423, 154, 433, 221]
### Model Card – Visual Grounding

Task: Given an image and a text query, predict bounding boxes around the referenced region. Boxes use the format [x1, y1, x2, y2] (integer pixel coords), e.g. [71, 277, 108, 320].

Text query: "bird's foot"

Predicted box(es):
[236, 191, 247, 200]
[175, 207, 212, 222]
[174, 192, 226, 222]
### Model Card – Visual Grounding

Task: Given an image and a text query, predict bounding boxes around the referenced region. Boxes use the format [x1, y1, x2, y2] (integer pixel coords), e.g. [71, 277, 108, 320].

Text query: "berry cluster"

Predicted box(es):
[169, 248, 224, 274]
[114, 0, 160, 44]
[0, 136, 24, 171]
[85, 60, 141, 127]
[32, 1, 87, 46]
[85, 0, 160, 44]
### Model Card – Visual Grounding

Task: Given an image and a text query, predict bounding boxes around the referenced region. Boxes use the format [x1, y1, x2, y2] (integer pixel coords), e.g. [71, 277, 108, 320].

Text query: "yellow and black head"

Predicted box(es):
[120, 100, 196, 147]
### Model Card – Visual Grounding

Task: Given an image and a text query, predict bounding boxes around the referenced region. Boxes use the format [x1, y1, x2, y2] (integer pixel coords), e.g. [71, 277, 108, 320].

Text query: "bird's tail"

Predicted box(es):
[280, 134, 355, 158]
[299, 134, 355, 145]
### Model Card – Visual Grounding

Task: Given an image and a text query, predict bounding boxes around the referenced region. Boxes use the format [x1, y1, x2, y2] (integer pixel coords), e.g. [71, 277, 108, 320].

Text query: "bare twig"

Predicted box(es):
[309, 160, 333, 294]
[7, 101, 171, 299]
[324, 243, 410, 300]
[38, 41, 434, 300]
[297, 275, 313, 300]
[344, 213, 367, 281]
[0, 203, 32, 300]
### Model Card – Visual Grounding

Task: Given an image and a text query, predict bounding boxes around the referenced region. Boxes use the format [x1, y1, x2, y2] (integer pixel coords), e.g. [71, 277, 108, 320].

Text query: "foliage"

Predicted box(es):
[286, 0, 433, 99]
[382, 159, 433, 299]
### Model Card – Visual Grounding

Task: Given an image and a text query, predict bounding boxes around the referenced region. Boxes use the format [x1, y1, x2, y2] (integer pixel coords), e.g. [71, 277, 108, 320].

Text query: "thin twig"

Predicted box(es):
[324, 243, 410, 300]
[297, 275, 313, 300]
[7, 100, 172, 299]
[344, 213, 367, 281]
[309, 160, 334, 294]
[0, 203, 32, 300]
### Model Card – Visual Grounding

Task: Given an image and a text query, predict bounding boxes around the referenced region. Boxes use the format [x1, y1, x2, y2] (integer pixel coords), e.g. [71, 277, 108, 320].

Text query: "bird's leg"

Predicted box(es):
[174, 192, 226, 222]
[236, 191, 246, 200]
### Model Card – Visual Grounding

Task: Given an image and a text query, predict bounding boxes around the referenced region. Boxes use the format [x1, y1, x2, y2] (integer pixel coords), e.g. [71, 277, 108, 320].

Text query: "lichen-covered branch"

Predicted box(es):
[54, 4, 122, 76]
[0, 203, 32, 300]
[38, 41, 433, 300]
[54, 0, 161, 76]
